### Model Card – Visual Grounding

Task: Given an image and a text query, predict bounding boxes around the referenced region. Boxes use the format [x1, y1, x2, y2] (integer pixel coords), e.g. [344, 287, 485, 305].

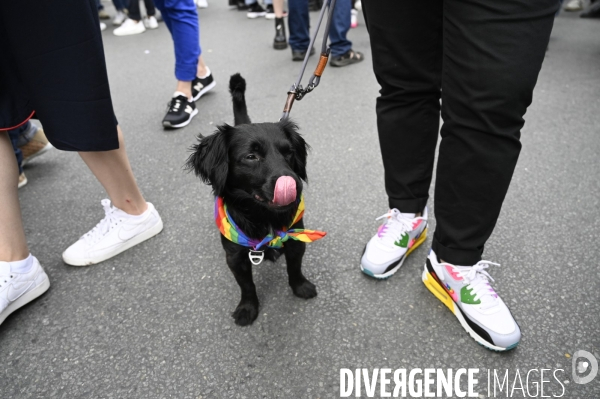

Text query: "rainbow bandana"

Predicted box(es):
[215, 195, 326, 264]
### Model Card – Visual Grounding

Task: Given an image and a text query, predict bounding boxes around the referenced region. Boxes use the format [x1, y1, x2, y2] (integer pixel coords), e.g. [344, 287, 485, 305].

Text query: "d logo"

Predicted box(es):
[572, 350, 598, 385]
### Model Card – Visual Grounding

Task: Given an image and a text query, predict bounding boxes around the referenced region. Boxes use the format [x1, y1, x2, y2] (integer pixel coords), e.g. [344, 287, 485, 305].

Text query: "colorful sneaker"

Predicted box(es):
[162, 93, 198, 128]
[192, 71, 216, 102]
[422, 249, 521, 351]
[360, 207, 428, 279]
[62, 200, 163, 266]
[0, 255, 50, 326]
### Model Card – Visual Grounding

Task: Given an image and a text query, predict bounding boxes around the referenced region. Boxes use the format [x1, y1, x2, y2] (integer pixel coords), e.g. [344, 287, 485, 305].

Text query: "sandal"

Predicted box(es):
[329, 49, 364, 67]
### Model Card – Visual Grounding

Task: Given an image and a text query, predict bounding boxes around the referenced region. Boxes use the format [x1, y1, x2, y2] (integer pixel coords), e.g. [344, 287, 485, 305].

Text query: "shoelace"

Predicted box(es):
[0, 272, 14, 288]
[375, 209, 425, 246]
[450, 261, 501, 310]
[167, 98, 183, 113]
[82, 199, 123, 245]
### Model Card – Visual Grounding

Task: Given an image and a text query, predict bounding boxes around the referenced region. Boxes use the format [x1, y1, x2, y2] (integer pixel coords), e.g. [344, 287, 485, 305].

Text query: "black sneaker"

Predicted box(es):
[162, 95, 197, 129]
[247, 2, 266, 18]
[291, 46, 315, 61]
[229, 0, 248, 10]
[265, 4, 275, 18]
[192, 72, 216, 102]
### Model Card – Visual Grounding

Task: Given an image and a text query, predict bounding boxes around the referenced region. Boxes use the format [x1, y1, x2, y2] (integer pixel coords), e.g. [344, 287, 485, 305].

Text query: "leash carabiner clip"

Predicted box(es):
[248, 250, 265, 265]
[280, 1, 336, 121]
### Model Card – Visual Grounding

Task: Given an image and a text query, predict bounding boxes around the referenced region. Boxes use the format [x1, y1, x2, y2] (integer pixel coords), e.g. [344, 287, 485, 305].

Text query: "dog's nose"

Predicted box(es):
[273, 176, 297, 206]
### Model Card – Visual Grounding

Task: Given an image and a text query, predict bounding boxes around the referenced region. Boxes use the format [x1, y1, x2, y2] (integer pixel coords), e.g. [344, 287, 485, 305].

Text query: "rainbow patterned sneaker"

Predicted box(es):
[422, 249, 521, 351]
[360, 207, 428, 279]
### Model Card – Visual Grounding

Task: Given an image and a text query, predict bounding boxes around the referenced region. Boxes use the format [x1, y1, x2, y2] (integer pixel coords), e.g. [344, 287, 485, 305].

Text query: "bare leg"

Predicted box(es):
[197, 55, 208, 77]
[78, 126, 147, 215]
[273, 0, 284, 17]
[175, 81, 192, 99]
[0, 132, 29, 261]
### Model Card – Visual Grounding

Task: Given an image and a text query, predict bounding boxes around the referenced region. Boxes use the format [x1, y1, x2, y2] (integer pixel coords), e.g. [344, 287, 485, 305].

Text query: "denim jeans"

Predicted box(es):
[288, 0, 351, 57]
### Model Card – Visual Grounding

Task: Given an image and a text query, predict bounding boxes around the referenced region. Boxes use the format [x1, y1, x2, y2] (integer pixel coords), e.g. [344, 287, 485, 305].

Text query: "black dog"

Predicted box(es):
[187, 74, 323, 326]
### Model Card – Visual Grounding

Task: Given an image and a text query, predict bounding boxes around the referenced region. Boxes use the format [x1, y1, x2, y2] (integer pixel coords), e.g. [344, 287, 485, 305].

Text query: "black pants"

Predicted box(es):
[362, 0, 557, 265]
[128, 0, 156, 21]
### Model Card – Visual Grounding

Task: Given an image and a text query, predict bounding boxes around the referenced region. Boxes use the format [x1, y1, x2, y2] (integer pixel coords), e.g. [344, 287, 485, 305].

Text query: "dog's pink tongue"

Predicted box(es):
[273, 176, 297, 206]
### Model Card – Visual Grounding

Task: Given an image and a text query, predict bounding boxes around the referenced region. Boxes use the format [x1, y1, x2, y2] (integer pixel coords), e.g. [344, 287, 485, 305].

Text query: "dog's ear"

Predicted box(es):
[279, 119, 309, 182]
[186, 125, 232, 195]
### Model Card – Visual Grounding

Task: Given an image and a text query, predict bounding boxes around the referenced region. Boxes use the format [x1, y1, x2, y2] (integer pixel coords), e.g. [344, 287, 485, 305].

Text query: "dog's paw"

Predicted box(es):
[232, 301, 259, 326]
[291, 279, 317, 299]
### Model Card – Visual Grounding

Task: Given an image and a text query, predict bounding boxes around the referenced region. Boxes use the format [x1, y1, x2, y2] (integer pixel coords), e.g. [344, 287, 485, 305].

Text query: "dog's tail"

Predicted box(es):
[229, 73, 251, 126]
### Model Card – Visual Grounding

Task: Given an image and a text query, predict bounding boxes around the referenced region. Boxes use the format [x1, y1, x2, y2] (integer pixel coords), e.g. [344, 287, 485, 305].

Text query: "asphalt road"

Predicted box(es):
[2, 3, 599, 398]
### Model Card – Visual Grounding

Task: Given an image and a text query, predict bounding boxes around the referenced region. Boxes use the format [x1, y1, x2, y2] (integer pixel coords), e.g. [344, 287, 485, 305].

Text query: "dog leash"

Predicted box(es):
[281, 0, 339, 120]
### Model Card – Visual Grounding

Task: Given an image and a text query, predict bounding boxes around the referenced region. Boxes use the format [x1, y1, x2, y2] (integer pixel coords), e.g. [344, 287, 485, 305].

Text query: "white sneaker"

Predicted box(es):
[62, 199, 163, 266]
[113, 18, 146, 36]
[144, 16, 159, 29]
[113, 10, 127, 25]
[196, 0, 208, 8]
[0, 256, 50, 326]
[422, 250, 521, 351]
[360, 207, 428, 279]
[100, 22, 107, 31]
[564, 0, 583, 11]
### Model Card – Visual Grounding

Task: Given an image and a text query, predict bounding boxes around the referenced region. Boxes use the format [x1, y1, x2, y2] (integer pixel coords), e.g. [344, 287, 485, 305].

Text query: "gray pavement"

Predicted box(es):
[2, 3, 600, 398]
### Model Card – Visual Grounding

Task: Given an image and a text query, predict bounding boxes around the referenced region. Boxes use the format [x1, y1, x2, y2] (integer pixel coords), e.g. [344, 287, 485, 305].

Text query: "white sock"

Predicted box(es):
[197, 66, 211, 79]
[401, 212, 416, 219]
[173, 91, 192, 101]
[8, 254, 34, 273]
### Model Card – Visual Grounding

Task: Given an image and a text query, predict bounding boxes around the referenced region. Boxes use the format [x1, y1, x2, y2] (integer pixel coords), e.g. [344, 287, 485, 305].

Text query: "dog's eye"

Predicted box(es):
[245, 154, 259, 161]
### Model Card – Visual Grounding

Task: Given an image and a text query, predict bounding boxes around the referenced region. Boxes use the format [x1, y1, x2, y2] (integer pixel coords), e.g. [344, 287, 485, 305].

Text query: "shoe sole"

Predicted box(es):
[192, 80, 216, 102]
[360, 227, 428, 279]
[421, 265, 518, 352]
[63, 218, 164, 266]
[273, 41, 288, 50]
[114, 27, 146, 36]
[0, 275, 50, 326]
[163, 108, 199, 129]
[247, 13, 266, 18]
[21, 143, 53, 167]
[18, 175, 28, 189]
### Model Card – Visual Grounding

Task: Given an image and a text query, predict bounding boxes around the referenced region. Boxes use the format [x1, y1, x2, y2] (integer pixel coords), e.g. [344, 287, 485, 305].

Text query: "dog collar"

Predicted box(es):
[214, 195, 326, 264]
